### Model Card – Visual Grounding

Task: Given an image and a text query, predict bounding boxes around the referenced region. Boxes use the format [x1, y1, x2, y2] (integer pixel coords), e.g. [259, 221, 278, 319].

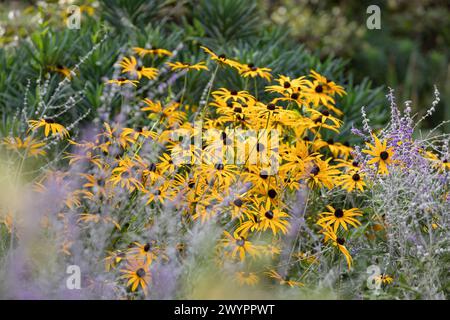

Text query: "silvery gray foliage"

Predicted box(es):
[354, 87, 449, 299]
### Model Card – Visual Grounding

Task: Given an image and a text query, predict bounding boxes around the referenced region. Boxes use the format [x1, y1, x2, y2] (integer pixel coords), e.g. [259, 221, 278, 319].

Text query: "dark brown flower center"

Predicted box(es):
[327, 138, 334, 145]
[311, 165, 320, 176]
[315, 85, 323, 93]
[234, 107, 242, 113]
[143, 243, 151, 252]
[149, 163, 157, 172]
[267, 104, 276, 111]
[283, 81, 291, 89]
[352, 173, 361, 181]
[334, 208, 344, 218]
[136, 268, 146, 278]
[230, 90, 238, 96]
[336, 237, 345, 245]
[259, 171, 269, 179]
[233, 198, 243, 207]
[380, 151, 389, 160]
[265, 210, 274, 219]
[215, 163, 224, 170]
[291, 92, 299, 99]
[268, 189, 277, 199]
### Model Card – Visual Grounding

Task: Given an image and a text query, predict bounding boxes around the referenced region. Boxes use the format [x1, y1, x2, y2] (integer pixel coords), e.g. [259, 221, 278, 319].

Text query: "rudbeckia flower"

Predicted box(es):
[49, 64, 73, 79]
[201, 46, 242, 70]
[363, 134, 394, 174]
[239, 63, 272, 81]
[120, 259, 151, 294]
[317, 205, 362, 233]
[305, 157, 340, 189]
[265, 270, 304, 287]
[166, 61, 208, 72]
[375, 274, 394, 285]
[212, 88, 255, 103]
[221, 231, 260, 261]
[106, 78, 139, 87]
[321, 226, 353, 269]
[309, 70, 346, 97]
[338, 171, 366, 192]
[2, 136, 46, 157]
[234, 272, 259, 286]
[133, 47, 172, 57]
[28, 118, 69, 138]
[257, 201, 290, 235]
[118, 56, 158, 80]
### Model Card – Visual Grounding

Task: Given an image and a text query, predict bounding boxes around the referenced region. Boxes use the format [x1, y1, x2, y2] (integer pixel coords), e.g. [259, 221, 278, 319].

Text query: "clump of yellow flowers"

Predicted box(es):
[2, 45, 397, 296]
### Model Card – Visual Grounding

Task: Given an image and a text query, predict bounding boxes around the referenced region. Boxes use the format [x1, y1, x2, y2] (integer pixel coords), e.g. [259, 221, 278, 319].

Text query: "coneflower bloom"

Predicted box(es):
[106, 77, 139, 87]
[166, 61, 208, 72]
[28, 118, 69, 138]
[317, 205, 362, 233]
[132, 47, 172, 57]
[363, 134, 394, 174]
[118, 56, 158, 80]
[119, 259, 151, 294]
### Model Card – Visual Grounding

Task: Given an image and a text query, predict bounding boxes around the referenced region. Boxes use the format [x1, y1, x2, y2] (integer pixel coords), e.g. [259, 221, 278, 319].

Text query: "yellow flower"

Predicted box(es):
[317, 205, 362, 233]
[265, 75, 309, 95]
[235, 272, 259, 286]
[104, 250, 125, 272]
[109, 157, 144, 192]
[2, 136, 46, 157]
[321, 226, 353, 269]
[304, 79, 336, 108]
[28, 118, 69, 138]
[201, 46, 242, 70]
[422, 150, 450, 172]
[106, 78, 139, 87]
[338, 171, 366, 192]
[49, 64, 73, 79]
[309, 70, 346, 97]
[306, 157, 340, 189]
[141, 98, 186, 127]
[166, 61, 208, 72]
[239, 63, 272, 81]
[132, 47, 172, 57]
[363, 134, 394, 174]
[120, 127, 157, 143]
[127, 241, 159, 265]
[221, 231, 259, 261]
[212, 88, 255, 103]
[257, 201, 290, 235]
[119, 259, 151, 294]
[375, 274, 394, 285]
[118, 56, 158, 80]
[266, 270, 304, 287]
[78, 213, 121, 230]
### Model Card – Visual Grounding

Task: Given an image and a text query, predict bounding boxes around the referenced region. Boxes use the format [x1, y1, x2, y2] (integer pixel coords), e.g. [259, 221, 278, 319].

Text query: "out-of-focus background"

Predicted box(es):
[0, 0, 449, 130]
[260, 0, 449, 130]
